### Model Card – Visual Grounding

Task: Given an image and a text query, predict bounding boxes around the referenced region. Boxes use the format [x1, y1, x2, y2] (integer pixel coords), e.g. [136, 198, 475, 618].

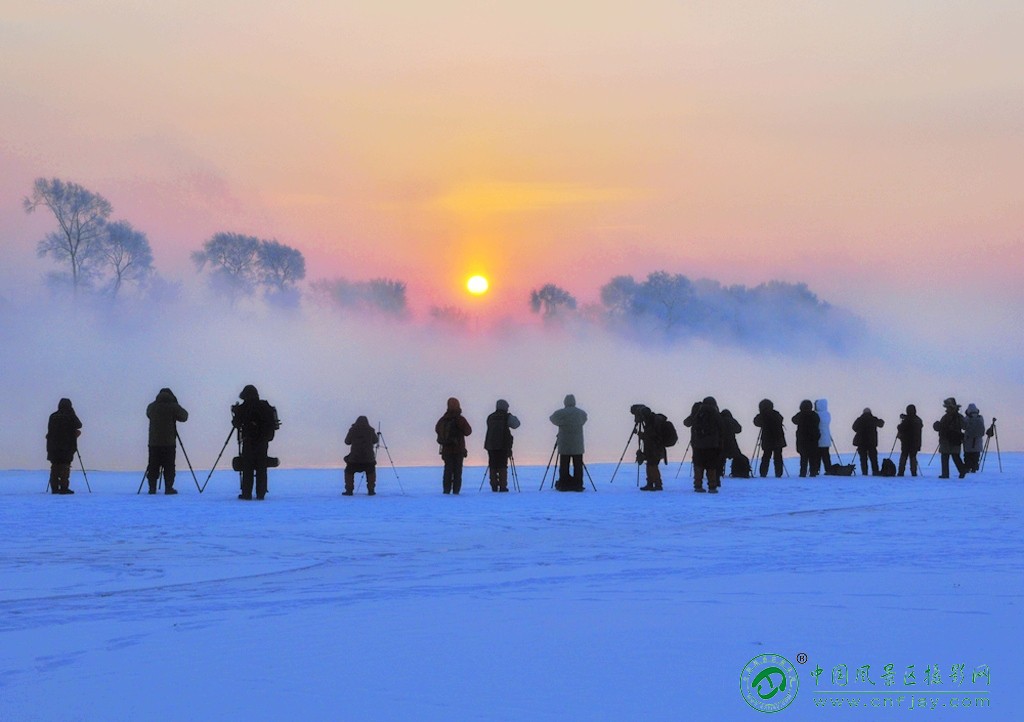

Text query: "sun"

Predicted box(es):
[466, 275, 489, 295]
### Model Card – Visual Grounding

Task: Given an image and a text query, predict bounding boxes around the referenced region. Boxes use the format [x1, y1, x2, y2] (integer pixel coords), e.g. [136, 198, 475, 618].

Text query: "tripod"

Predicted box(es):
[673, 442, 691, 479]
[200, 426, 237, 493]
[76, 450, 93, 493]
[376, 426, 405, 494]
[539, 439, 558, 491]
[981, 418, 1002, 472]
[609, 421, 640, 484]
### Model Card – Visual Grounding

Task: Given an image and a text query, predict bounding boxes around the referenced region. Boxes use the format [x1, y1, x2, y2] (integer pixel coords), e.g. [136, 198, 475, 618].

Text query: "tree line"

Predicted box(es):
[21, 177, 860, 351]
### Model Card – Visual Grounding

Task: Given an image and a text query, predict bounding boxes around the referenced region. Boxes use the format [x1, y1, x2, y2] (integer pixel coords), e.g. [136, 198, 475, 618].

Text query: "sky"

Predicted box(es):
[1, 1, 1022, 464]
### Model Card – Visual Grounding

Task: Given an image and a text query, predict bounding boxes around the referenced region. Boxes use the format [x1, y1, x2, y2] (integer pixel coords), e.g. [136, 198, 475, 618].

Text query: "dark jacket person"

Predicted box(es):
[232, 384, 278, 500]
[896, 404, 923, 477]
[145, 388, 189, 495]
[46, 398, 82, 495]
[343, 416, 377, 496]
[933, 397, 966, 479]
[436, 397, 472, 494]
[484, 399, 520, 492]
[684, 397, 725, 493]
[852, 408, 885, 476]
[753, 399, 786, 478]
[792, 400, 821, 478]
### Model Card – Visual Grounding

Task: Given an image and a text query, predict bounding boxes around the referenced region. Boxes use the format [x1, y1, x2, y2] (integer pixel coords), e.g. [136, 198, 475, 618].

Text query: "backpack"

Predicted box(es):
[730, 454, 752, 478]
[262, 401, 281, 441]
[691, 404, 717, 442]
[437, 415, 461, 447]
[880, 458, 896, 477]
[655, 415, 678, 448]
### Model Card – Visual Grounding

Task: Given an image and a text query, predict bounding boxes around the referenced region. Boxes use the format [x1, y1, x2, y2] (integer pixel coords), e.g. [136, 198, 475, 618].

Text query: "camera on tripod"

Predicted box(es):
[630, 404, 650, 424]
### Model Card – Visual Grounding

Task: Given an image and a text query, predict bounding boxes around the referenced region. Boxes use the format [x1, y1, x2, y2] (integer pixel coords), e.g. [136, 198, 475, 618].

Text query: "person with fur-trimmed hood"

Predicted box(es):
[436, 397, 472, 494]
[814, 399, 833, 475]
[46, 398, 82, 495]
[933, 397, 966, 479]
[753, 399, 786, 478]
[852, 408, 885, 476]
[145, 388, 189, 495]
[962, 403, 986, 473]
[684, 397, 724, 493]
[484, 399, 520, 492]
[896, 404, 923, 477]
[792, 400, 821, 478]
[344, 415, 378, 496]
[550, 394, 588, 492]
[232, 384, 279, 500]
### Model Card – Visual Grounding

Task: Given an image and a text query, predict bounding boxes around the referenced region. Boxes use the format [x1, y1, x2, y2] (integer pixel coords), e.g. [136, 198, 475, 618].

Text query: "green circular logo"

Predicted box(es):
[740, 654, 800, 713]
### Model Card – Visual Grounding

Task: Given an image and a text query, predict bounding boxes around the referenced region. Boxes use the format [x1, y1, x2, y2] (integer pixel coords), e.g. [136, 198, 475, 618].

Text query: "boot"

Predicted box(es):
[367, 483, 376, 496]
[148, 482, 157, 495]
[165, 483, 177, 495]
[342, 490, 353, 496]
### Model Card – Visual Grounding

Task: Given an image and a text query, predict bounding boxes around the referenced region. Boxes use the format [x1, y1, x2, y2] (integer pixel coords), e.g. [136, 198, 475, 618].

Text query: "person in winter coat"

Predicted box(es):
[962, 403, 986, 473]
[46, 398, 82, 495]
[753, 399, 786, 478]
[634, 405, 674, 492]
[814, 399, 833, 475]
[145, 388, 189, 495]
[684, 397, 725, 492]
[896, 404, 923, 477]
[933, 397, 966, 479]
[232, 384, 279, 500]
[343, 415, 378, 496]
[435, 397, 472, 494]
[792, 400, 821, 478]
[717, 408, 742, 479]
[852, 408, 885, 476]
[484, 399, 520, 492]
[550, 394, 588, 492]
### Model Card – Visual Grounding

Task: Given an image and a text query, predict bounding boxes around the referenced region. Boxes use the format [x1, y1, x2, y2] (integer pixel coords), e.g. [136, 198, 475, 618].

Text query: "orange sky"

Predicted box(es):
[2, 1, 1023, 317]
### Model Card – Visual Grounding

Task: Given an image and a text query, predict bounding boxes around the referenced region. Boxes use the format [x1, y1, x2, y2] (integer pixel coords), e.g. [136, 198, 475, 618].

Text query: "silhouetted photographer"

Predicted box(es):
[231, 385, 280, 500]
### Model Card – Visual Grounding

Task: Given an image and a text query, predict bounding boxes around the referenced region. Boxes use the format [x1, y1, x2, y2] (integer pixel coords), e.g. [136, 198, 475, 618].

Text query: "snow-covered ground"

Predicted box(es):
[1, 455, 1019, 721]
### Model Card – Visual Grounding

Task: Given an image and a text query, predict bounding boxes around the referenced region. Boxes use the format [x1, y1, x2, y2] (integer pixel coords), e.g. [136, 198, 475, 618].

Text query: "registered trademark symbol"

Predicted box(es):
[796, 652, 808, 664]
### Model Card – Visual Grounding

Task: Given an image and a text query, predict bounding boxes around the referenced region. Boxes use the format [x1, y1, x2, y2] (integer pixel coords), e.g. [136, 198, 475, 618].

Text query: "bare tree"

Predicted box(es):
[192, 232, 262, 300]
[529, 283, 578, 319]
[99, 220, 154, 297]
[24, 178, 113, 293]
[257, 240, 306, 292]
[312, 277, 408, 316]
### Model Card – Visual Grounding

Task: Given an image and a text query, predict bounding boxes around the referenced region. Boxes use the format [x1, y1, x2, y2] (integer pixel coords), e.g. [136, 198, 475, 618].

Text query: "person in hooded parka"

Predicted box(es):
[753, 399, 787, 478]
[962, 403, 986, 473]
[46, 398, 82, 495]
[792, 399, 821, 478]
[896, 404, 923, 477]
[145, 387, 189, 495]
[484, 399, 520, 492]
[343, 415, 378, 496]
[549, 394, 588, 492]
[435, 397, 472, 494]
[852, 408, 885, 476]
[232, 384, 278, 500]
[814, 399, 833, 475]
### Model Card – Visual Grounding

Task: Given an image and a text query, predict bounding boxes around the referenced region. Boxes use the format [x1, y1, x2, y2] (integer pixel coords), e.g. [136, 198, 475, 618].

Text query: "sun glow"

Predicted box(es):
[467, 275, 489, 295]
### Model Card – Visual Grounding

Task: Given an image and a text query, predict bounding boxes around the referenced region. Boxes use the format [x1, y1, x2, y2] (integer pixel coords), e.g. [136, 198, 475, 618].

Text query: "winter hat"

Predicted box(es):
[759, 399, 773, 412]
[446, 397, 461, 413]
[564, 394, 576, 407]
[943, 397, 959, 410]
[906, 404, 917, 415]
[356, 415, 369, 425]
[495, 399, 509, 412]
[57, 397, 73, 411]
[863, 407, 872, 415]
[239, 384, 260, 401]
[966, 403, 979, 415]
[800, 399, 813, 412]
[703, 396, 718, 409]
